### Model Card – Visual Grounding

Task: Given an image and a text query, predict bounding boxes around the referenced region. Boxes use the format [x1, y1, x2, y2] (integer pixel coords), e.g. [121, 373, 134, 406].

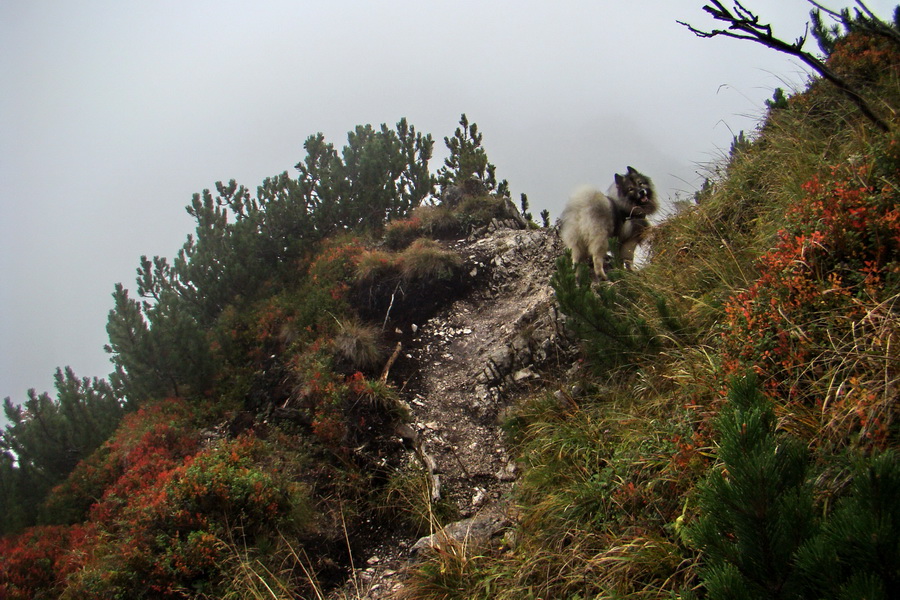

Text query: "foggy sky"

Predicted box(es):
[2, 1, 894, 409]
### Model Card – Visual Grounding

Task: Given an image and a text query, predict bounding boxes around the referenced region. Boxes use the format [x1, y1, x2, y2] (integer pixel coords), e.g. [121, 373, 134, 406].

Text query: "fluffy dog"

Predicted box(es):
[560, 166, 658, 280]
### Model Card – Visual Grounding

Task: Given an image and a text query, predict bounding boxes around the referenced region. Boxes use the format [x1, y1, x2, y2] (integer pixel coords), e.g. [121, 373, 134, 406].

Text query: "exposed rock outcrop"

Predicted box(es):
[332, 213, 577, 599]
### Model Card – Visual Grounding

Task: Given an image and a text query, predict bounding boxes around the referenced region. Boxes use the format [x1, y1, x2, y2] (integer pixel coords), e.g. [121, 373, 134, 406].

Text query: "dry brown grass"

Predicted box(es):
[398, 239, 463, 283]
[331, 319, 383, 373]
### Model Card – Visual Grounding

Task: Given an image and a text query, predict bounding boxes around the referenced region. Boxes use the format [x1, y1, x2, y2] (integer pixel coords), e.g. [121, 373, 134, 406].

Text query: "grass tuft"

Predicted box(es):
[398, 239, 463, 283]
[331, 319, 383, 373]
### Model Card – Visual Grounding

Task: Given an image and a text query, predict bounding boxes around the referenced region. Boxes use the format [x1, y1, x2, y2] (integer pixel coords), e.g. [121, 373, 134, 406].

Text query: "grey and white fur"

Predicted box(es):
[560, 166, 658, 280]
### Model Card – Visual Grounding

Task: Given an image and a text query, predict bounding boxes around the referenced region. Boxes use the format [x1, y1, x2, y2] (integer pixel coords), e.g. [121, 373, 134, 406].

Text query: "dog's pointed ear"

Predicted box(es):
[615, 173, 624, 186]
[626, 166, 637, 174]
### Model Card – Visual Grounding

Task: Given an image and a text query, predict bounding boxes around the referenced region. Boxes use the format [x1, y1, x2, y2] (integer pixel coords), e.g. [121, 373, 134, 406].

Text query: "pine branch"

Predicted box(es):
[807, 1, 842, 20]
[853, 0, 879, 23]
[809, 0, 900, 47]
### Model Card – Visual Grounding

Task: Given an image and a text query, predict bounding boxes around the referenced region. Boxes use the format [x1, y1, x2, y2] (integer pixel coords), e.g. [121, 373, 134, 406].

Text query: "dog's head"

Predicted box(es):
[614, 166, 657, 216]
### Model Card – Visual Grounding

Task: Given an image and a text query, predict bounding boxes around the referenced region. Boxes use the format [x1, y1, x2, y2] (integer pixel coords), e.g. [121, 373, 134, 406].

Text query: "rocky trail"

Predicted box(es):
[331, 223, 577, 599]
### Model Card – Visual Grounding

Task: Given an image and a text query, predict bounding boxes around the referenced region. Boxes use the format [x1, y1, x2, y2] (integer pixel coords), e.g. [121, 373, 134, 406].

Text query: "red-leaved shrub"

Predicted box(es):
[721, 143, 900, 447]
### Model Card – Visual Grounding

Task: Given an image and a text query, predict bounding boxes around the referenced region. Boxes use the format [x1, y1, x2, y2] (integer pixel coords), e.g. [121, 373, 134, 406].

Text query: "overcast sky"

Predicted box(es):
[2, 1, 895, 408]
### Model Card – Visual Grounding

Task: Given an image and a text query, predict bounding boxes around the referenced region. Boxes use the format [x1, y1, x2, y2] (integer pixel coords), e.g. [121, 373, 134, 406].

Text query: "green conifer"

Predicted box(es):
[1, 368, 125, 531]
[691, 375, 900, 600]
[550, 253, 660, 372]
[540, 208, 550, 228]
[689, 375, 816, 600]
[435, 114, 507, 195]
[795, 450, 900, 600]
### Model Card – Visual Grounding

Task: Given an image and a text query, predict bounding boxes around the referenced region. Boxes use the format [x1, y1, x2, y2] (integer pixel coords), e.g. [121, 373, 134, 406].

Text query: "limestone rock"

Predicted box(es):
[410, 508, 511, 558]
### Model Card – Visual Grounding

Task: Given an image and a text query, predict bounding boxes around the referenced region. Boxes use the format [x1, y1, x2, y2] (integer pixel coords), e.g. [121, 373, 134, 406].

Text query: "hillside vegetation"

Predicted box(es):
[3, 7, 900, 600]
[401, 14, 900, 600]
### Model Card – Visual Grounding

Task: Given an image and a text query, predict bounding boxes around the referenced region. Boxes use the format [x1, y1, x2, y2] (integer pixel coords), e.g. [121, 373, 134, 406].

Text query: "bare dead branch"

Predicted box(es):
[379, 342, 402, 384]
[679, 1, 891, 132]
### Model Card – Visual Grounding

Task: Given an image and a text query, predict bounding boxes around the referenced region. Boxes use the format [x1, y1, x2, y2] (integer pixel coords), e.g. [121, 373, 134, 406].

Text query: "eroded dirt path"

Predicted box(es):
[332, 226, 573, 599]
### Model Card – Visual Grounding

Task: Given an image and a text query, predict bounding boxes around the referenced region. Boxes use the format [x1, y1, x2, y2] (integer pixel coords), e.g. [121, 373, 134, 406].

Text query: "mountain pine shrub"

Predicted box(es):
[795, 450, 900, 600]
[691, 374, 900, 600]
[551, 252, 683, 373]
[689, 375, 816, 599]
[436, 113, 508, 197]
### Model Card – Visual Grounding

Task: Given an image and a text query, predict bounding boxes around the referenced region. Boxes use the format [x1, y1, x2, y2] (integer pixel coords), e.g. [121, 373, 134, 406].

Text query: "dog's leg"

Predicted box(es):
[620, 237, 640, 271]
[571, 244, 587, 268]
[619, 219, 649, 271]
[589, 236, 609, 280]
